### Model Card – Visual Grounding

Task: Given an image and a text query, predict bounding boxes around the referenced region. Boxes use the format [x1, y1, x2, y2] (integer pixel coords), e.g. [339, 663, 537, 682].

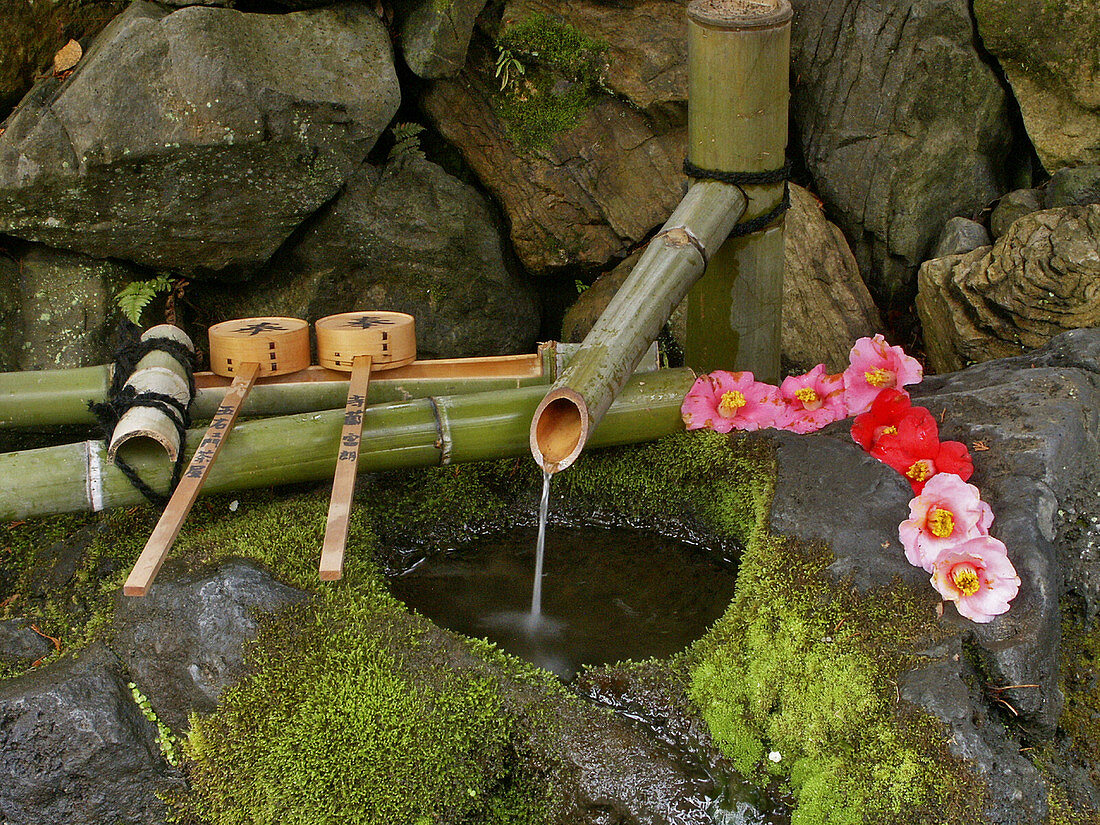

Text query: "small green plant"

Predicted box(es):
[495, 48, 526, 94]
[115, 276, 172, 325]
[388, 122, 427, 163]
[129, 680, 182, 765]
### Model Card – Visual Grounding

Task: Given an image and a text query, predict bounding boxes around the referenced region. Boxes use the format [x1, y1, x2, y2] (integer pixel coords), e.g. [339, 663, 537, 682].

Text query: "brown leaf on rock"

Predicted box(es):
[53, 39, 83, 74]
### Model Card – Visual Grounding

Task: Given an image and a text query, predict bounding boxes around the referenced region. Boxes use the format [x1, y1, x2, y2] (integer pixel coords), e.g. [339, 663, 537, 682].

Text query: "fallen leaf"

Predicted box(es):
[53, 39, 82, 74]
[972, 440, 990, 451]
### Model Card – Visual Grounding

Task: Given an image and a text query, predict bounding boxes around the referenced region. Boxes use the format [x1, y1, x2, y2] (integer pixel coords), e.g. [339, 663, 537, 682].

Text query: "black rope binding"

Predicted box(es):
[683, 158, 792, 237]
[88, 321, 198, 506]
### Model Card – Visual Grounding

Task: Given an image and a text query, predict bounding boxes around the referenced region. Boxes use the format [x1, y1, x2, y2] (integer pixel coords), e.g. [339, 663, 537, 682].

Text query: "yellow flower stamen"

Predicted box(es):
[881, 425, 897, 435]
[795, 388, 819, 405]
[718, 390, 747, 417]
[952, 565, 981, 597]
[927, 508, 955, 538]
[864, 367, 894, 388]
[906, 461, 933, 482]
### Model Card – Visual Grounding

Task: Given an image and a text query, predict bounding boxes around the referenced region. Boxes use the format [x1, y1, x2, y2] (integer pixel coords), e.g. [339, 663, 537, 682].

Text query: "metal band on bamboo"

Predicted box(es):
[124, 317, 309, 597]
[315, 311, 416, 581]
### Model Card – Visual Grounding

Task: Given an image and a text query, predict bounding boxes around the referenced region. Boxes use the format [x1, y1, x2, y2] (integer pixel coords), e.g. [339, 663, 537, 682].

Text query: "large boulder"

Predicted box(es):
[0, 645, 178, 825]
[974, 0, 1100, 171]
[0, 1, 399, 280]
[0, 242, 133, 370]
[423, 40, 685, 275]
[399, 0, 489, 78]
[562, 183, 883, 373]
[110, 560, 308, 732]
[789, 0, 1013, 303]
[193, 151, 540, 359]
[916, 205, 1100, 373]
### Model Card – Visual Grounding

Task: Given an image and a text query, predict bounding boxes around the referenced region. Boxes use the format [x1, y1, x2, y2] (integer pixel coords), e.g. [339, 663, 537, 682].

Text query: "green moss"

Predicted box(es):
[686, 495, 984, 822]
[492, 13, 609, 149]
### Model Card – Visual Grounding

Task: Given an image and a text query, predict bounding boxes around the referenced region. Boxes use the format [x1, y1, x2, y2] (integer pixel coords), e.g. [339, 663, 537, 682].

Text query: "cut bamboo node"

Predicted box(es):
[530, 388, 589, 474]
[315, 311, 416, 372]
[687, 0, 792, 28]
[208, 317, 310, 378]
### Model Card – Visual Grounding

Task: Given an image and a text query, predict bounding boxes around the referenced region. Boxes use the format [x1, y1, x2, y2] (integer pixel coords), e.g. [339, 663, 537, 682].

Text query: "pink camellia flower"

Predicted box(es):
[899, 473, 994, 571]
[680, 370, 782, 433]
[774, 365, 847, 434]
[930, 536, 1020, 623]
[843, 334, 924, 415]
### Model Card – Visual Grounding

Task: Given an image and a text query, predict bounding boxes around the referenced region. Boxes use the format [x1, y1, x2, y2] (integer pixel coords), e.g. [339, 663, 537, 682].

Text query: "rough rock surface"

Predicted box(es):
[932, 217, 991, 259]
[790, 0, 1012, 302]
[399, 0, 488, 78]
[974, 0, 1100, 170]
[917, 206, 1100, 373]
[1046, 164, 1100, 209]
[0, 620, 52, 668]
[0, 243, 132, 370]
[195, 152, 540, 359]
[562, 183, 883, 373]
[766, 328, 1100, 820]
[991, 188, 1044, 238]
[111, 559, 307, 731]
[503, 0, 687, 113]
[423, 43, 685, 274]
[0, 1, 399, 279]
[0, 645, 178, 825]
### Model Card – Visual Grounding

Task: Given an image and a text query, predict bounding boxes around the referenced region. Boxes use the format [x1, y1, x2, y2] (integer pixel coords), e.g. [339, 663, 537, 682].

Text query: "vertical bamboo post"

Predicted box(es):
[684, 0, 792, 382]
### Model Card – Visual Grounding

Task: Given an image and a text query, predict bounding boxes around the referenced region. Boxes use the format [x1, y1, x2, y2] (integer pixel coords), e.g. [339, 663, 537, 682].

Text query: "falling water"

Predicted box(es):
[530, 470, 552, 620]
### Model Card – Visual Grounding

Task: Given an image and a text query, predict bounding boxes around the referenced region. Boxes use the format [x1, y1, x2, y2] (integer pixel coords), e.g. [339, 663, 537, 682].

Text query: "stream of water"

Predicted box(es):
[529, 470, 551, 622]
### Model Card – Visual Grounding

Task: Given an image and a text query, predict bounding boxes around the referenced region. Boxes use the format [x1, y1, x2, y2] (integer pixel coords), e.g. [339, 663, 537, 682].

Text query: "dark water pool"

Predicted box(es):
[389, 524, 739, 681]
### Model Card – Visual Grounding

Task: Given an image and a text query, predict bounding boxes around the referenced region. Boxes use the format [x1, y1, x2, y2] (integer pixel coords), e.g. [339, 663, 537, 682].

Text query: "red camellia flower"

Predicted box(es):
[850, 388, 937, 452]
[871, 412, 974, 494]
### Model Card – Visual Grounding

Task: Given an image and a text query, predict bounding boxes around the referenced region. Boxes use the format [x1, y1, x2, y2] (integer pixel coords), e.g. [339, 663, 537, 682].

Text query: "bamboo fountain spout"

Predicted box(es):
[531, 0, 792, 474]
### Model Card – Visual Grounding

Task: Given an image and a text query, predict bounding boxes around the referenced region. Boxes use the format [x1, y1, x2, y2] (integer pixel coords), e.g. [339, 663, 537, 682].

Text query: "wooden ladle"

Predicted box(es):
[123, 317, 310, 596]
[315, 311, 416, 580]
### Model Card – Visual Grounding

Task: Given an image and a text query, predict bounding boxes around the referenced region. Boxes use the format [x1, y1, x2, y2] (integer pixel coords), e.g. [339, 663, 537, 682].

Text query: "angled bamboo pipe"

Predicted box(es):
[530, 0, 791, 474]
[530, 181, 747, 473]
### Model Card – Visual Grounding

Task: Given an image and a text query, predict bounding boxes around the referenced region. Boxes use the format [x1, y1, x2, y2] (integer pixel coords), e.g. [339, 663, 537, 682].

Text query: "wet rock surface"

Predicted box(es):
[768, 329, 1100, 820]
[0, 644, 178, 825]
[399, 0, 488, 78]
[0, 1, 399, 279]
[917, 206, 1100, 373]
[111, 559, 307, 731]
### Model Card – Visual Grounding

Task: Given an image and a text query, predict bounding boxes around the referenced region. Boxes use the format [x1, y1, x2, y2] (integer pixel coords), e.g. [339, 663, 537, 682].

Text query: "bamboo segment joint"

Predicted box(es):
[655, 225, 710, 266]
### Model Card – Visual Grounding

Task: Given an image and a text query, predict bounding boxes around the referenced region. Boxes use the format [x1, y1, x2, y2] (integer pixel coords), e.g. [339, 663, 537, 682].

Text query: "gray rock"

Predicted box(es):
[111, 559, 307, 731]
[195, 152, 540, 359]
[932, 217, 992, 259]
[765, 329, 1100, 816]
[400, 0, 488, 78]
[0, 645, 178, 825]
[0, 1, 399, 279]
[0, 619, 52, 666]
[917, 206, 1100, 373]
[0, 243, 133, 371]
[911, 330, 1100, 729]
[1045, 164, 1100, 209]
[790, 0, 1012, 302]
[974, 0, 1100, 170]
[991, 188, 1044, 238]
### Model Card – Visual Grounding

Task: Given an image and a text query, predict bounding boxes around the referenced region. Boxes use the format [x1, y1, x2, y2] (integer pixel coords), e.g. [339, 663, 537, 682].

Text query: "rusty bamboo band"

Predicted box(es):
[88, 324, 197, 505]
[682, 158, 791, 237]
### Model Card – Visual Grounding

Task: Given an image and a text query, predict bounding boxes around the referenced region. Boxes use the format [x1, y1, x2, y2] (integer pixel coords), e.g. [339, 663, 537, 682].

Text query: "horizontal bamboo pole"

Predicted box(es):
[530, 180, 746, 473]
[0, 368, 694, 522]
[0, 343, 658, 429]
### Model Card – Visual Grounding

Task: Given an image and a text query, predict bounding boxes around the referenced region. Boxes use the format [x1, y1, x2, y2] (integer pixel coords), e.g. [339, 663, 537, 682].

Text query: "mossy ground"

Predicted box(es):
[492, 13, 608, 149]
[0, 430, 1049, 824]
